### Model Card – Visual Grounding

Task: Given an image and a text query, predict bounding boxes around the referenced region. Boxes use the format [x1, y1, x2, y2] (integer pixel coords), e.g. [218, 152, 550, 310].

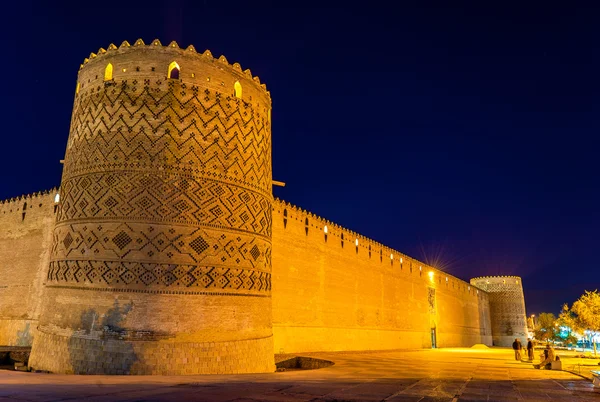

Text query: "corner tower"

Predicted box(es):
[29, 40, 274, 374]
[470, 276, 527, 347]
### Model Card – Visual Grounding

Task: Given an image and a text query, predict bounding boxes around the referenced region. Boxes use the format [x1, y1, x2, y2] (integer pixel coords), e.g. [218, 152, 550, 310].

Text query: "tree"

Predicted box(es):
[561, 333, 579, 347]
[534, 312, 558, 342]
[558, 303, 585, 349]
[571, 290, 600, 356]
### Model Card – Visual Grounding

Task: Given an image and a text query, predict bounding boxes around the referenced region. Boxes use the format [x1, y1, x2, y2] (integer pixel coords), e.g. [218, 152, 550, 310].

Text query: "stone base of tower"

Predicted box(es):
[29, 330, 275, 375]
[493, 335, 527, 348]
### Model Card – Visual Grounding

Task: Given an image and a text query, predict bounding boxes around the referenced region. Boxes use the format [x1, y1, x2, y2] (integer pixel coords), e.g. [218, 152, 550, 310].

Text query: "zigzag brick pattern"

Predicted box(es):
[50, 76, 272, 296]
[29, 41, 275, 375]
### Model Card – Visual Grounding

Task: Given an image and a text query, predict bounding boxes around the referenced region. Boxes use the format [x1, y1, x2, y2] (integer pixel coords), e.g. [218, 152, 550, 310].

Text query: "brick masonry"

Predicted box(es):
[30, 329, 274, 374]
[27, 40, 274, 375]
[271, 200, 494, 353]
[0, 191, 57, 346]
[470, 276, 528, 347]
[0, 39, 527, 374]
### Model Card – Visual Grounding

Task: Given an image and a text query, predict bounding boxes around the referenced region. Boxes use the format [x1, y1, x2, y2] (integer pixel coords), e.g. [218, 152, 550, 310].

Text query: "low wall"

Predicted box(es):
[0, 190, 56, 346]
[271, 200, 492, 353]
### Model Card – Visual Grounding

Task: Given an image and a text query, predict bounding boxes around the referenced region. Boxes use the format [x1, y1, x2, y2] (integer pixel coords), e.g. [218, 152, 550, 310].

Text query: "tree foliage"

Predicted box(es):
[571, 290, 600, 332]
[560, 290, 600, 354]
[534, 312, 558, 342]
[558, 303, 583, 334]
[572, 290, 600, 355]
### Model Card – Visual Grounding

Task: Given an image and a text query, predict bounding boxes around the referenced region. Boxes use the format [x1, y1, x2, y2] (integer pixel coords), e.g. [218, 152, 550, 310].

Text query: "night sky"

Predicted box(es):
[2, 1, 598, 315]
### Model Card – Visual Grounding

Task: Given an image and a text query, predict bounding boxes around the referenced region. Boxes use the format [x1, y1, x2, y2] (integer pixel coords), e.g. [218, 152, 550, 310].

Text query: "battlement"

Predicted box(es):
[470, 275, 521, 281]
[274, 197, 407, 259]
[272, 198, 483, 296]
[77, 39, 270, 100]
[470, 276, 522, 289]
[0, 188, 58, 209]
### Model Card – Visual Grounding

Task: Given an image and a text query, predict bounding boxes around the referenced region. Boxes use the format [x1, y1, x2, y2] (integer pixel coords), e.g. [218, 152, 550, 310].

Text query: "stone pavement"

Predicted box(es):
[548, 350, 600, 382]
[0, 348, 598, 401]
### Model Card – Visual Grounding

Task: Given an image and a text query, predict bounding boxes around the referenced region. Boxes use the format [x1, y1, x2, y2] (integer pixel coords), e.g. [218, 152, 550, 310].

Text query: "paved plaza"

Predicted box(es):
[0, 348, 598, 401]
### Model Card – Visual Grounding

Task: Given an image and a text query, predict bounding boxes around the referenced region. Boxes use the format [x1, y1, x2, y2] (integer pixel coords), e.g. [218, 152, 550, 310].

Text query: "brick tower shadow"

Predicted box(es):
[67, 299, 137, 374]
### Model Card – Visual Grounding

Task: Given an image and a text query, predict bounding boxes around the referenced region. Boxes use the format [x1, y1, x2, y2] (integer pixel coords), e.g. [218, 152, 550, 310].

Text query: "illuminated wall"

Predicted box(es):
[0, 40, 530, 371]
[0, 190, 57, 346]
[470, 276, 528, 347]
[271, 200, 493, 353]
[0, 192, 500, 359]
[27, 40, 274, 375]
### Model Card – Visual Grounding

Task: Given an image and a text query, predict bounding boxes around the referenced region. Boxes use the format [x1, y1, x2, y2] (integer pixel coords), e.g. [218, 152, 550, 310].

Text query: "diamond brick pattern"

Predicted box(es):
[58, 173, 271, 237]
[49, 74, 272, 296]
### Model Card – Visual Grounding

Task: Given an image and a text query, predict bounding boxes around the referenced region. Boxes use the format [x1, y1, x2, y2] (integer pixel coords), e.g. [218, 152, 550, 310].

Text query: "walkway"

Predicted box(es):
[0, 348, 598, 401]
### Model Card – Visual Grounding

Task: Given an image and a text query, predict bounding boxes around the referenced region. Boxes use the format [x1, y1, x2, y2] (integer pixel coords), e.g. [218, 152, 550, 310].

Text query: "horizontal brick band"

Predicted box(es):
[45, 284, 270, 297]
[47, 260, 271, 295]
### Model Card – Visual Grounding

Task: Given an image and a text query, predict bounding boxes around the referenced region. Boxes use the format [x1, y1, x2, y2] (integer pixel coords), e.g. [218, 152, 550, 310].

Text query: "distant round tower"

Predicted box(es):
[29, 39, 274, 374]
[470, 276, 528, 347]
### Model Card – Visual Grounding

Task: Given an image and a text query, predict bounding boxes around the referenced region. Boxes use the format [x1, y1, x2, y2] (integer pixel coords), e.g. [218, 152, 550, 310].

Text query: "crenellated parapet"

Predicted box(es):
[0, 188, 59, 205]
[470, 276, 523, 293]
[76, 39, 270, 107]
[0, 188, 59, 215]
[272, 198, 483, 297]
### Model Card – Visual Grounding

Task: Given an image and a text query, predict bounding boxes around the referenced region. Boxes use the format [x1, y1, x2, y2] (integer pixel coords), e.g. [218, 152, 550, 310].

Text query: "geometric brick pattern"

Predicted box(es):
[47, 260, 271, 294]
[58, 173, 271, 236]
[28, 42, 274, 376]
[470, 277, 527, 344]
[64, 80, 271, 194]
[49, 62, 272, 297]
[52, 222, 271, 268]
[49, 222, 271, 294]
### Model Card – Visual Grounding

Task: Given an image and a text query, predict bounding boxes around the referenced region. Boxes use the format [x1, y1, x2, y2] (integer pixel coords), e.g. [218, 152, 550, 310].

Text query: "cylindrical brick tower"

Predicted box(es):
[29, 39, 274, 374]
[470, 276, 528, 347]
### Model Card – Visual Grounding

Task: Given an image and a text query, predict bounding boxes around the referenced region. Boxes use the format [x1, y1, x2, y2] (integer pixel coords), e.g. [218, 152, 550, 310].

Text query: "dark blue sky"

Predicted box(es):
[1, 1, 598, 314]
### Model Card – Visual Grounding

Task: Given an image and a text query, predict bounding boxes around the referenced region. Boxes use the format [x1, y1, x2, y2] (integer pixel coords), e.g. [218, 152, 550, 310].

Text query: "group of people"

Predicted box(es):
[512, 338, 557, 369]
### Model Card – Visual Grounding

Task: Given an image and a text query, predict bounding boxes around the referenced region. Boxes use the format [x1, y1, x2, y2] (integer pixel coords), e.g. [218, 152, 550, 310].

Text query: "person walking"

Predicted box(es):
[527, 338, 534, 361]
[512, 338, 522, 361]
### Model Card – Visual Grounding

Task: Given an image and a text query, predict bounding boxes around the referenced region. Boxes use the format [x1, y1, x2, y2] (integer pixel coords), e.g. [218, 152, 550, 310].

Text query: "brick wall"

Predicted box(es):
[271, 200, 493, 353]
[0, 190, 57, 346]
[1, 193, 497, 365]
[470, 276, 528, 347]
[0, 40, 516, 373]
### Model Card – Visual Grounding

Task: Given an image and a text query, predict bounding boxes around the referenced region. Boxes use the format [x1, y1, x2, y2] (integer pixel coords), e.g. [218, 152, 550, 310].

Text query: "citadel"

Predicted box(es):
[0, 39, 528, 375]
